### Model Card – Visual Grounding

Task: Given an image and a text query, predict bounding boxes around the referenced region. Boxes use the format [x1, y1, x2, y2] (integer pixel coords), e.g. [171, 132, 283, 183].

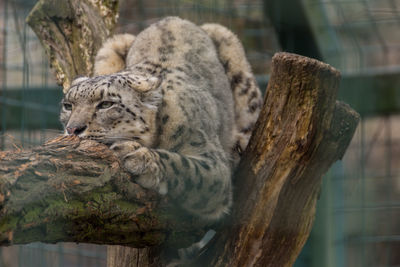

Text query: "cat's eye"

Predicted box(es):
[63, 103, 72, 111]
[97, 101, 115, 109]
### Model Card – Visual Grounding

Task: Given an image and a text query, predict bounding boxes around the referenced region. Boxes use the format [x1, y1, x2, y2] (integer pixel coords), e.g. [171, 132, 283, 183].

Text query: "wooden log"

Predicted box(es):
[0, 136, 208, 250]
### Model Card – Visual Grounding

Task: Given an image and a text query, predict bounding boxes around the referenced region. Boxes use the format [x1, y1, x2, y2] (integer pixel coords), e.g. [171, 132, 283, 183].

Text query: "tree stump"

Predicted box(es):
[0, 0, 361, 266]
[200, 54, 359, 266]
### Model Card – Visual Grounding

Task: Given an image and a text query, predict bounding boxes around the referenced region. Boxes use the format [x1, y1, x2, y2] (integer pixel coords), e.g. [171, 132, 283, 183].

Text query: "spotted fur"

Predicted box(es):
[61, 17, 262, 221]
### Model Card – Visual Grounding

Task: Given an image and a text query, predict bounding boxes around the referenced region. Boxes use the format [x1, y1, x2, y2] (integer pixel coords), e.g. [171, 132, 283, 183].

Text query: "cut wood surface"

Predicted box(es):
[0, 0, 362, 266]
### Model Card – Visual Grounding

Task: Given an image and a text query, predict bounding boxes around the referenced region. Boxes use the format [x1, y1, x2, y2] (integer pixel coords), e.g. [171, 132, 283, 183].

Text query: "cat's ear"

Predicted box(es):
[125, 74, 161, 92]
[71, 76, 90, 87]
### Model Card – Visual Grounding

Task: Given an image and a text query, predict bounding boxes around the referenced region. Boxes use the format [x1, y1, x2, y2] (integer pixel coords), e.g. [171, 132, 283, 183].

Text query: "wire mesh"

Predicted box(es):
[0, 0, 61, 150]
[304, 0, 400, 74]
[0, 0, 399, 267]
[297, 1, 400, 266]
[301, 115, 400, 267]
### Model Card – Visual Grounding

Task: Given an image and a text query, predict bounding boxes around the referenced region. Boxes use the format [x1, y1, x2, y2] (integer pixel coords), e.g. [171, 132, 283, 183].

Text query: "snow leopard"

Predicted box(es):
[60, 17, 262, 221]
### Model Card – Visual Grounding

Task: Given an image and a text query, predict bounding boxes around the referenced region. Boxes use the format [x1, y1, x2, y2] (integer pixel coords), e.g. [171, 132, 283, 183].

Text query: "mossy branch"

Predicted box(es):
[0, 136, 208, 249]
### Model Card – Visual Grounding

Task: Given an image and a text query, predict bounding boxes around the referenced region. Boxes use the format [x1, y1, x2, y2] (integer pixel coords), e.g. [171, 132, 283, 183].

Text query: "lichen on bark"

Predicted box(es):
[26, 0, 119, 90]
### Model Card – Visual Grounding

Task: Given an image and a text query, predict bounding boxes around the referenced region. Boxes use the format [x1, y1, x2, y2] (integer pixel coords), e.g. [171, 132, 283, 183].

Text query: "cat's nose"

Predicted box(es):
[66, 125, 87, 135]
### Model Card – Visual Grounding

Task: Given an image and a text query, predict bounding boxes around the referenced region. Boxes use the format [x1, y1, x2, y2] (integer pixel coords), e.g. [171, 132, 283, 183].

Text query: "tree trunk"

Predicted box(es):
[107, 246, 163, 267]
[0, 1, 361, 266]
[198, 54, 359, 266]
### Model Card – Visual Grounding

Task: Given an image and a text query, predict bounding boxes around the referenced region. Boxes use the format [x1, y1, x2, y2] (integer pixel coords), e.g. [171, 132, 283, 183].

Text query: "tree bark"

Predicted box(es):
[107, 245, 163, 267]
[0, 1, 361, 266]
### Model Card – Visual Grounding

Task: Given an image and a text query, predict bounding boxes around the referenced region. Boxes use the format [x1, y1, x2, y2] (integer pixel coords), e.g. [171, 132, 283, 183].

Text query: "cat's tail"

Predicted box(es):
[93, 33, 135, 76]
[201, 24, 263, 164]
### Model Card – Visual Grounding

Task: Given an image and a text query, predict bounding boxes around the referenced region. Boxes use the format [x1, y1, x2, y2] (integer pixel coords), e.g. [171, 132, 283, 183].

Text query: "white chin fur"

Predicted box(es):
[158, 181, 168, 195]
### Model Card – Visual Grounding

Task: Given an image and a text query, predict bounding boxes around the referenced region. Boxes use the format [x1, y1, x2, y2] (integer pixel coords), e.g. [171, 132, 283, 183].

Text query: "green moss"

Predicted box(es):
[21, 206, 43, 224]
[114, 199, 139, 212]
[45, 199, 85, 219]
[0, 215, 18, 233]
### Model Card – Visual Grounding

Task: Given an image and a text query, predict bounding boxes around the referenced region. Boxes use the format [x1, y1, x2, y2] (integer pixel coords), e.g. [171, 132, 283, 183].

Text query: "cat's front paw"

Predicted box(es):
[111, 141, 162, 190]
[125, 148, 163, 191]
[110, 140, 142, 159]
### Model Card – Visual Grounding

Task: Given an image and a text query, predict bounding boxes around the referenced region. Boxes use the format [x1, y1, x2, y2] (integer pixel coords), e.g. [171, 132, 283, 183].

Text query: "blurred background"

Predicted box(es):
[0, 0, 399, 266]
